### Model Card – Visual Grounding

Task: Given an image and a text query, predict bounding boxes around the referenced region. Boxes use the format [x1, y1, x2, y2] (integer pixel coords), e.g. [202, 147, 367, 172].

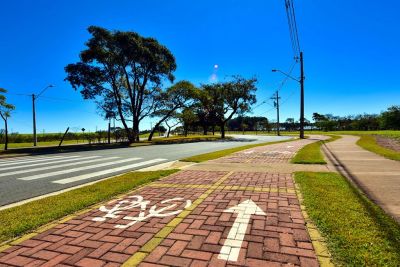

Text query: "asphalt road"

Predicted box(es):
[0, 135, 291, 207]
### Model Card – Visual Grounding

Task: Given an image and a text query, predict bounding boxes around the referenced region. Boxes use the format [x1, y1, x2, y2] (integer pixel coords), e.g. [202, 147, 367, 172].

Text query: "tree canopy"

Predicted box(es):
[65, 26, 177, 143]
[0, 88, 15, 150]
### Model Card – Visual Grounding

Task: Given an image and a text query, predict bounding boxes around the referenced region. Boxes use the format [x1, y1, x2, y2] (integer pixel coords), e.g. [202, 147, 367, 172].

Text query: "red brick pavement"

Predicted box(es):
[0, 139, 321, 267]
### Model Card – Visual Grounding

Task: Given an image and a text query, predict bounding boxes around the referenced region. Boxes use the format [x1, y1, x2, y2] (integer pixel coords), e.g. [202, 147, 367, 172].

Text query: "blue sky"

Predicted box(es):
[0, 0, 399, 133]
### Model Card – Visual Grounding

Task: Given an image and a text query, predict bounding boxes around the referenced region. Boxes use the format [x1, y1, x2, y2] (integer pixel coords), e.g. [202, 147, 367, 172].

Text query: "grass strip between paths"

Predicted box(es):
[181, 138, 295, 163]
[291, 135, 341, 164]
[0, 170, 177, 244]
[357, 134, 400, 161]
[295, 172, 400, 266]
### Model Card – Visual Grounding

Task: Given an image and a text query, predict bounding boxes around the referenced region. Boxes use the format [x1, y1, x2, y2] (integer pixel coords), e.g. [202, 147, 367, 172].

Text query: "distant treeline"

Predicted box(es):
[0, 129, 129, 144]
[312, 105, 400, 131]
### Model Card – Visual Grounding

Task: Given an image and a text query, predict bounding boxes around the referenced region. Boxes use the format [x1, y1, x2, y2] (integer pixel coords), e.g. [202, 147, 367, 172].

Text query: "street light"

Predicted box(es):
[272, 52, 305, 139]
[32, 84, 55, 146]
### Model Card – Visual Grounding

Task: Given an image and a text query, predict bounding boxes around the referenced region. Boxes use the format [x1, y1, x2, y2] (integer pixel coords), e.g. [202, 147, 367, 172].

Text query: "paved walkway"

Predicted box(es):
[0, 137, 328, 267]
[323, 135, 400, 223]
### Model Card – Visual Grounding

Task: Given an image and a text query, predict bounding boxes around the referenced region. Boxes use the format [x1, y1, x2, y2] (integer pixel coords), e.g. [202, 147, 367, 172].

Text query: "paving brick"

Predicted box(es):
[247, 242, 263, 259]
[76, 257, 106, 267]
[181, 249, 212, 261]
[159, 255, 192, 267]
[145, 246, 169, 262]
[101, 252, 130, 263]
[300, 256, 319, 267]
[3, 255, 34, 266]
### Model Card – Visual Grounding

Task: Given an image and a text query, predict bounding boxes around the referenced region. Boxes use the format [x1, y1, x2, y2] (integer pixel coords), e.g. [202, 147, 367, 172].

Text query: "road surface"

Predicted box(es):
[0, 135, 291, 206]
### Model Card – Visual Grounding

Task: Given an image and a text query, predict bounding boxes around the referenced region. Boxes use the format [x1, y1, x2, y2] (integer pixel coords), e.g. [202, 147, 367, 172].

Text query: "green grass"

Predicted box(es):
[0, 140, 87, 150]
[181, 138, 295, 162]
[295, 172, 400, 266]
[291, 135, 341, 164]
[150, 135, 225, 144]
[357, 135, 400, 161]
[0, 170, 177, 243]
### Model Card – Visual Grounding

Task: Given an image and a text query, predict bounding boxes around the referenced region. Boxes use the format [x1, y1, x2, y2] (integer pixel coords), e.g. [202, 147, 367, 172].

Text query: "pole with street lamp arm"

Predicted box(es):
[32, 84, 55, 146]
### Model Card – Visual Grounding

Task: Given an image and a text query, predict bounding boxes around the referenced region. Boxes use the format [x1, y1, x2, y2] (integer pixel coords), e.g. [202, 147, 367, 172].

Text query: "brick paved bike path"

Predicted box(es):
[0, 138, 325, 267]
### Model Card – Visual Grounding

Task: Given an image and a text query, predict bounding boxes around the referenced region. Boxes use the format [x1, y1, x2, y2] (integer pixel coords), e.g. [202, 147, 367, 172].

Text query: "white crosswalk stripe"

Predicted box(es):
[0, 155, 80, 167]
[0, 155, 67, 163]
[19, 157, 143, 181]
[0, 156, 115, 177]
[0, 156, 100, 172]
[53, 158, 167, 184]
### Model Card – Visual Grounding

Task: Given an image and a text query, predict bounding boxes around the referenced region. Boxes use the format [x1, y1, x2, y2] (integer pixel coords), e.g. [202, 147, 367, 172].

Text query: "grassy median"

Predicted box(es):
[295, 172, 400, 266]
[181, 138, 295, 162]
[357, 135, 400, 161]
[291, 135, 341, 164]
[0, 170, 177, 243]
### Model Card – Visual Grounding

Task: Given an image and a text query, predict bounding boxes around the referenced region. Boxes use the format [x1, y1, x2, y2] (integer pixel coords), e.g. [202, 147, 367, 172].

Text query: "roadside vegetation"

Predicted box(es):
[291, 135, 341, 164]
[295, 172, 400, 266]
[357, 135, 400, 161]
[0, 170, 177, 243]
[181, 138, 294, 162]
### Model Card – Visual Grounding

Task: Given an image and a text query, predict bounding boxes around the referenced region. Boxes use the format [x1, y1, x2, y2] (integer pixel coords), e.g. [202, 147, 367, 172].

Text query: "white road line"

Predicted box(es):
[53, 158, 167, 184]
[19, 157, 143, 181]
[0, 156, 110, 177]
[0, 156, 101, 172]
[0, 155, 80, 167]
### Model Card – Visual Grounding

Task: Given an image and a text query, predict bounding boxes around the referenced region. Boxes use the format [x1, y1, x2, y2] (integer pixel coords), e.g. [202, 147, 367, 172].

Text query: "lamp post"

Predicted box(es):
[272, 53, 305, 139]
[32, 84, 55, 146]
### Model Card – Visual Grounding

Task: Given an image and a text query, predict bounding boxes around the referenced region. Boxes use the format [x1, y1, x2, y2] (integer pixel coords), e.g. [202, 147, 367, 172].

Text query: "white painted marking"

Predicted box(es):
[92, 195, 191, 229]
[287, 145, 294, 148]
[0, 156, 109, 177]
[0, 155, 80, 167]
[218, 200, 266, 262]
[52, 158, 167, 184]
[0, 156, 101, 172]
[243, 150, 254, 154]
[19, 157, 142, 181]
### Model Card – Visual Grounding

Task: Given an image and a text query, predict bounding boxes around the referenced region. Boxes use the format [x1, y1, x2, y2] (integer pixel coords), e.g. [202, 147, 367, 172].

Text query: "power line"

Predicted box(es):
[285, 0, 301, 58]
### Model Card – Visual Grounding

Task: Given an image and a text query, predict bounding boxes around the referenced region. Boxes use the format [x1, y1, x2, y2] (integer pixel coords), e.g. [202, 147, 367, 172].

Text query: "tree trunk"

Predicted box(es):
[202, 126, 208, 135]
[167, 127, 171, 138]
[212, 126, 215, 135]
[4, 118, 8, 151]
[221, 122, 225, 139]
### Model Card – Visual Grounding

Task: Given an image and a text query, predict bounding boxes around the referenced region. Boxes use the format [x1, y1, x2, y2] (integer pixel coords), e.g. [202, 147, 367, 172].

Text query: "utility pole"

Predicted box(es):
[32, 94, 37, 146]
[299, 52, 305, 139]
[271, 91, 281, 136]
[32, 84, 55, 146]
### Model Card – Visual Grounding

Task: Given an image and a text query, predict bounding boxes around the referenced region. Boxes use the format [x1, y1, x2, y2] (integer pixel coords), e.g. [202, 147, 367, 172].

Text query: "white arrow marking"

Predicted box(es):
[218, 200, 266, 262]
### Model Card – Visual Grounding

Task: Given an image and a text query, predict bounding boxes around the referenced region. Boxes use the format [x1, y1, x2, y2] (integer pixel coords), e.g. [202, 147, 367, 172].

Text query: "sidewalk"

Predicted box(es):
[0, 137, 330, 267]
[323, 135, 400, 223]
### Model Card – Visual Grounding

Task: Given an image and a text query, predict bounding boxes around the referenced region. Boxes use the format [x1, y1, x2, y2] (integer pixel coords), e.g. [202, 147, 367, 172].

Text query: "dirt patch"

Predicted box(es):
[375, 135, 400, 152]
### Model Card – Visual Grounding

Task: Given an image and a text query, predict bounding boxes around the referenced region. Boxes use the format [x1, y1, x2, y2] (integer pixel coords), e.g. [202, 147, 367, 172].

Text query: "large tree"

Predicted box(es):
[200, 76, 257, 138]
[0, 88, 15, 150]
[147, 81, 196, 141]
[65, 26, 177, 143]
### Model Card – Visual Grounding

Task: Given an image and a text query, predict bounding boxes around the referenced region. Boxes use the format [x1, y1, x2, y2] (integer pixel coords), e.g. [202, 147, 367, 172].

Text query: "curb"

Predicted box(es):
[295, 183, 335, 267]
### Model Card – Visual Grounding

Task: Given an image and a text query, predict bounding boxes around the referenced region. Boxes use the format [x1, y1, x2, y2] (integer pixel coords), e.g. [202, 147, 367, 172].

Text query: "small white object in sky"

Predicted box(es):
[214, 64, 219, 69]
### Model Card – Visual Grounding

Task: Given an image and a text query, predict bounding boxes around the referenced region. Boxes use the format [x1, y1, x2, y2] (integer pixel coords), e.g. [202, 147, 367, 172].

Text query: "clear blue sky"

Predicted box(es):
[1, 0, 399, 133]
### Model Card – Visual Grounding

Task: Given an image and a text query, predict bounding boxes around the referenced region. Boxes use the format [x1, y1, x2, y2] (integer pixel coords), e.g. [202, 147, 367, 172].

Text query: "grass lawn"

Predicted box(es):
[295, 172, 400, 266]
[0, 140, 87, 150]
[0, 170, 177, 243]
[181, 138, 295, 162]
[291, 135, 341, 164]
[357, 135, 400, 161]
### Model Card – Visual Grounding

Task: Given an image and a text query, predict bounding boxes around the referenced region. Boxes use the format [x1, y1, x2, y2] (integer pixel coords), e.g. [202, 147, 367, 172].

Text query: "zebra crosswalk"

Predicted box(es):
[0, 154, 167, 185]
